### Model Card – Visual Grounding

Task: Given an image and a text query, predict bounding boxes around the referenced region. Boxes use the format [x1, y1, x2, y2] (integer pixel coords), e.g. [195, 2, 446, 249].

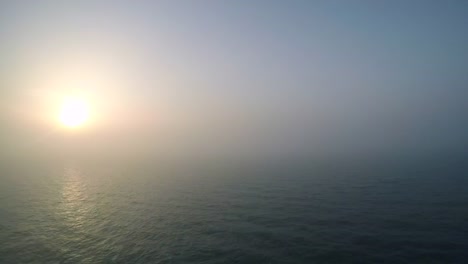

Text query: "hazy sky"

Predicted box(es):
[1, 1, 467, 161]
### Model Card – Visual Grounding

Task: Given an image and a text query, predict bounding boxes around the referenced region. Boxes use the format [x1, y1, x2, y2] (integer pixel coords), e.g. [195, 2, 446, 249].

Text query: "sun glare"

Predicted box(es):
[59, 97, 89, 128]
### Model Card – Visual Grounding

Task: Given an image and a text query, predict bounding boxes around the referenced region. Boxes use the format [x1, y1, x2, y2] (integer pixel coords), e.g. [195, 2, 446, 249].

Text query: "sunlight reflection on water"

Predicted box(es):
[1, 160, 467, 263]
[59, 166, 92, 231]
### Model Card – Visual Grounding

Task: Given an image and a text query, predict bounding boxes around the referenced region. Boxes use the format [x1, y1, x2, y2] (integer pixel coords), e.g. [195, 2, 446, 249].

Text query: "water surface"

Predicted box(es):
[1, 157, 467, 263]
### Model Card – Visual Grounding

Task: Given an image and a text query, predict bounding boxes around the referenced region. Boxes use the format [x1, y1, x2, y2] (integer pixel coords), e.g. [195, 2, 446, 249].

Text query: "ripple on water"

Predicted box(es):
[0, 161, 467, 263]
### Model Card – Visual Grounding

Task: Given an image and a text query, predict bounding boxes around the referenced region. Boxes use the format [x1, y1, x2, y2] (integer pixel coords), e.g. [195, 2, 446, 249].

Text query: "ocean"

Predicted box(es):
[1, 156, 467, 263]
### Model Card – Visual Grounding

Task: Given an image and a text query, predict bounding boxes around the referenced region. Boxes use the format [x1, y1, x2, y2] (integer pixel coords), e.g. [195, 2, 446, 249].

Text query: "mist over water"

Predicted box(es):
[2, 1, 468, 263]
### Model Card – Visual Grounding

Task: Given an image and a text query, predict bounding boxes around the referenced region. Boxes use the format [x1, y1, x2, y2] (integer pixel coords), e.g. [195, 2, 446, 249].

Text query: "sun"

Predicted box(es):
[59, 97, 90, 128]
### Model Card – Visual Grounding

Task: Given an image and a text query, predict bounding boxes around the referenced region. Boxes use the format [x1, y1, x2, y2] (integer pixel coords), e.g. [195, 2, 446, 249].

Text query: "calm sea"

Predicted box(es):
[1, 156, 467, 263]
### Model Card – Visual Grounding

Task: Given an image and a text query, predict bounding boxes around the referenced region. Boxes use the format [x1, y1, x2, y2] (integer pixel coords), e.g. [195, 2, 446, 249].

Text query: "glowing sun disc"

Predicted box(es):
[59, 98, 89, 128]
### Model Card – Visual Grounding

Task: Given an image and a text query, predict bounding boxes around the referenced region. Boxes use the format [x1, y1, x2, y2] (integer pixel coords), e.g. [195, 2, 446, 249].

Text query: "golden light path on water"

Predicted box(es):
[59, 166, 92, 231]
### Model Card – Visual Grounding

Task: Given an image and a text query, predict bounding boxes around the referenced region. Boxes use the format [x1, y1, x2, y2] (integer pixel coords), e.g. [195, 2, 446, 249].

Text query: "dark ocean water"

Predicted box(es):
[1, 157, 467, 263]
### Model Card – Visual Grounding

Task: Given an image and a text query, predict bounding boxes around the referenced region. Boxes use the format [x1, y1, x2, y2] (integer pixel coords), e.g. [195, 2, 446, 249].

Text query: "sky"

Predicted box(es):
[1, 0, 467, 162]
